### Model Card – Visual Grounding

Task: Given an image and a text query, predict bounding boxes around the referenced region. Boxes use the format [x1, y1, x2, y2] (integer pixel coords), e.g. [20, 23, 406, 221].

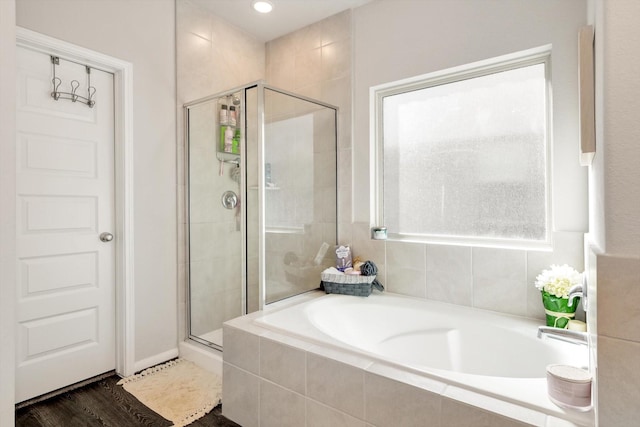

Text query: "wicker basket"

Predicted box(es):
[320, 271, 376, 297]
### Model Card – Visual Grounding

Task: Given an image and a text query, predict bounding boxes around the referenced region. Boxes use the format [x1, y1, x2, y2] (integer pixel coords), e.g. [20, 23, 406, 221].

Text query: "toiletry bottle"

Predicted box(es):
[229, 105, 237, 127]
[224, 126, 234, 153]
[219, 126, 227, 152]
[219, 104, 228, 125]
[232, 128, 240, 154]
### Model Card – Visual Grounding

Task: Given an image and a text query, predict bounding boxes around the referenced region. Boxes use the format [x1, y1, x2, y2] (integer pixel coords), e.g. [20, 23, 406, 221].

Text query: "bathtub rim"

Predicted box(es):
[224, 290, 594, 427]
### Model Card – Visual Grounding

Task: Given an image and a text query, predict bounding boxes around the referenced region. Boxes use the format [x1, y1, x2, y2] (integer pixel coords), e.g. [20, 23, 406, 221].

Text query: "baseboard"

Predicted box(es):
[133, 348, 179, 374]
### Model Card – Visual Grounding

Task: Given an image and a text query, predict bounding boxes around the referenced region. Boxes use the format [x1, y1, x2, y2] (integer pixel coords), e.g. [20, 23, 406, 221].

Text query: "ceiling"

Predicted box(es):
[191, 0, 373, 42]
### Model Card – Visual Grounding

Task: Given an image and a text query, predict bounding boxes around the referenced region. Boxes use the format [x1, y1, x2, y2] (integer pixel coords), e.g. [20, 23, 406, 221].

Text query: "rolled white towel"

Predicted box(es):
[322, 267, 344, 276]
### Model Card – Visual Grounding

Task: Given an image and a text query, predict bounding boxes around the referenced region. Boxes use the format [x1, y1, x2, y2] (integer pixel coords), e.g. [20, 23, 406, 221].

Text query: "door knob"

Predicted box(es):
[99, 232, 114, 242]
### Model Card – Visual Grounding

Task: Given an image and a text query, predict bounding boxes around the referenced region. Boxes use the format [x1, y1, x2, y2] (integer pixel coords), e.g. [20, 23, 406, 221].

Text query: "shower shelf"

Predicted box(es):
[249, 185, 280, 191]
[216, 151, 240, 165]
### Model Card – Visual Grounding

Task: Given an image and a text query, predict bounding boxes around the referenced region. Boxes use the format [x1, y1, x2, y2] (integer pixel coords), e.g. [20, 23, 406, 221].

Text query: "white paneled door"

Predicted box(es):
[15, 46, 116, 403]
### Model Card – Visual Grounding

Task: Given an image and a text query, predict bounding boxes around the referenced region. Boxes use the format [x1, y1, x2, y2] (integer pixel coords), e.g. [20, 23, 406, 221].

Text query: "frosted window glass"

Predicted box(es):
[382, 63, 547, 242]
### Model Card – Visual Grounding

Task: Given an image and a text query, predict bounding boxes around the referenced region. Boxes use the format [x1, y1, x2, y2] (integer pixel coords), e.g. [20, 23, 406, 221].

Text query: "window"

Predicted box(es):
[373, 48, 551, 248]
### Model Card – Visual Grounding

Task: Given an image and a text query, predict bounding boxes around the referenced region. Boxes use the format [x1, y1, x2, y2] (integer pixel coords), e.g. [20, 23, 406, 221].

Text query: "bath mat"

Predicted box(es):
[117, 358, 222, 427]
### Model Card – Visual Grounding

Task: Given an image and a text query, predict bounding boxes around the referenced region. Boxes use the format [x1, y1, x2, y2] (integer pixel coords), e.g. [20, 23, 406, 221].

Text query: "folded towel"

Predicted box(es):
[322, 267, 344, 276]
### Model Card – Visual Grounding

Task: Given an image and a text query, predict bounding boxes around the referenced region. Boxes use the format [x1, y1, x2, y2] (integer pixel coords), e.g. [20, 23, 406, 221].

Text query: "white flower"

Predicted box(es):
[534, 264, 582, 299]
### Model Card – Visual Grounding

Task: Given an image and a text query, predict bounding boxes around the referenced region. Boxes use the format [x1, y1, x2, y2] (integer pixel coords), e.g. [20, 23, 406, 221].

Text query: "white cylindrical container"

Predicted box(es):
[371, 226, 387, 240]
[219, 103, 228, 125]
[546, 364, 592, 411]
[567, 320, 587, 332]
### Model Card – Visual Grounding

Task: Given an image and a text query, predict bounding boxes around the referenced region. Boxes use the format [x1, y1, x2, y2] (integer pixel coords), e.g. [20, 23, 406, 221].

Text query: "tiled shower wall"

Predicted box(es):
[266, 10, 352, 225]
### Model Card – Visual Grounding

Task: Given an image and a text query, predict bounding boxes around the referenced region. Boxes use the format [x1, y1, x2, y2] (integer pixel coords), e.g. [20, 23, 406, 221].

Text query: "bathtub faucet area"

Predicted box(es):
[537, 326, 588, 346]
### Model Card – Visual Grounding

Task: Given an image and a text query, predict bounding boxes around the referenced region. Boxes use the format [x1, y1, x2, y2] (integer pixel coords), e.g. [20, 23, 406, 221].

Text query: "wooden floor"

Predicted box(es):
[16, 375, 240, 427]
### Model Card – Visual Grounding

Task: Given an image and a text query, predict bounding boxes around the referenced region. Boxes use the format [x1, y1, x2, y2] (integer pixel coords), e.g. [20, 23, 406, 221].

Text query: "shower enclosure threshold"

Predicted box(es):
[179, 340, 223, 377]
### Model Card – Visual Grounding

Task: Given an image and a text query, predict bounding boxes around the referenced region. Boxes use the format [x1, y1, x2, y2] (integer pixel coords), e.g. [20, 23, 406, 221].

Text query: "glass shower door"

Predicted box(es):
[185, 83, 337, 349]
[186, 90, 244, 349]
[259, 88, 337, 304]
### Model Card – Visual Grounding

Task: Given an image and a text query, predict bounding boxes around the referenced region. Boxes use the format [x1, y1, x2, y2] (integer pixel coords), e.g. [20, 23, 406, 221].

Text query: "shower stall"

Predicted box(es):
[184, 83, 338, 349]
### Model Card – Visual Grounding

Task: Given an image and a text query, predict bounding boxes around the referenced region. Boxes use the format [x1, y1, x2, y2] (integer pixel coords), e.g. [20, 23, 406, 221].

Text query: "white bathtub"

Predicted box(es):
[224, 292, 594, 426]
[257, 293, 587, 379]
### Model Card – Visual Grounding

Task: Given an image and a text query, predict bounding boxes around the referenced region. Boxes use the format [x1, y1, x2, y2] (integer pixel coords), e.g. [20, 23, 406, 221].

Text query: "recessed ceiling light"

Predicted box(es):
[252, 0, 273, 14]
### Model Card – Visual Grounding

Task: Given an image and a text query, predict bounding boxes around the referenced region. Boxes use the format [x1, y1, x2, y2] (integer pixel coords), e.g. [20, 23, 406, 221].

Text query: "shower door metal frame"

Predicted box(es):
[256, 84, 339, 306]
[183, 82, 255, 351]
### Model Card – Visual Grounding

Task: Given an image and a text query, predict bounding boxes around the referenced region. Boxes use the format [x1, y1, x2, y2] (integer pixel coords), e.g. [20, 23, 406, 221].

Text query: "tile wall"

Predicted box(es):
[345, 228, 587, 322]
[265, 10, 352, 225]
[591, 253, 640, 425]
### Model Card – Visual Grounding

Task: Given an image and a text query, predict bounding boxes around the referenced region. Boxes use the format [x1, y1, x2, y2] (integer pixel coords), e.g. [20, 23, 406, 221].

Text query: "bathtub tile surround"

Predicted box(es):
[349, 223, 586, 322]
[426, 245, 473, 305]
[472, 248, 527, 316]
[440, 399, 532, 427]
[364, 372, 441, 426]
[222, 326, 259, 374]
[306, 399, 366, 427]
[597, 335, 640, 427]
[307, 352, 365, 418]
[259, 337, 306, 394]
[222, 293, 593, 427]
[595, 255, 640, 343]
[260, 380, 306, 427]
[222, 362, 260, 427]
[385, 241, 426, 298]
[593, 254, 640, 425]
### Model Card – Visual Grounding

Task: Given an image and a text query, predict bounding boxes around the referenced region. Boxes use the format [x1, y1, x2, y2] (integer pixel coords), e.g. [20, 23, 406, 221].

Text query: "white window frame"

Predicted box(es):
[370, 45, 553, 250]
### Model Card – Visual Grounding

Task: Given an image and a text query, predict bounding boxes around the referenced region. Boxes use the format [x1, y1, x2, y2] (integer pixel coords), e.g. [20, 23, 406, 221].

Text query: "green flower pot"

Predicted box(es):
[541, 291, 579, 328]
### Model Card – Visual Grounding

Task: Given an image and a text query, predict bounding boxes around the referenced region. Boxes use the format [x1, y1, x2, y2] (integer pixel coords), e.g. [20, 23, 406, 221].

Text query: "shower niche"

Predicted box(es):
[185, 83, 338, 349]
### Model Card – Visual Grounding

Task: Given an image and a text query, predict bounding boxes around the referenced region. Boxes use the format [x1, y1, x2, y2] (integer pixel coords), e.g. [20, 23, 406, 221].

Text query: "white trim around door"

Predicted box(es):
[16, 27, 136, 378]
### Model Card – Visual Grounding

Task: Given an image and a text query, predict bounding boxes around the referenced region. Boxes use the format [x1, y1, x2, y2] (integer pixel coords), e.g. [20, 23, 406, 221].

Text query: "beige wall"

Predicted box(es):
[0, 0, 17, 424]
[590, 0, 640, 425]
[15, 0, 178, 366]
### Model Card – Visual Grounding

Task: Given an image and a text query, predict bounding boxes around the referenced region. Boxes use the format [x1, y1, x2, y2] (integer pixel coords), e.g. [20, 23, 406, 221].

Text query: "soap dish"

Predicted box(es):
[546, 364, 592, 411]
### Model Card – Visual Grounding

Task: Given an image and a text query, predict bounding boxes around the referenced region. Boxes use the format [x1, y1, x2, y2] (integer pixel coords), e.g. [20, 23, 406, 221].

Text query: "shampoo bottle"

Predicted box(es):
[232, 128, 240, 154]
